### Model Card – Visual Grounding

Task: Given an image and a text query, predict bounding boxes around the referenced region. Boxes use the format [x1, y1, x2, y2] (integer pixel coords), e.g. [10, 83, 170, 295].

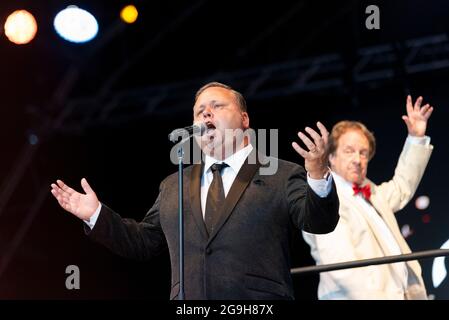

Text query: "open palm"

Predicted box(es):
[51, 178, 99, 220]
[292, 121, 329, 179]
[402, 95, 434, 137]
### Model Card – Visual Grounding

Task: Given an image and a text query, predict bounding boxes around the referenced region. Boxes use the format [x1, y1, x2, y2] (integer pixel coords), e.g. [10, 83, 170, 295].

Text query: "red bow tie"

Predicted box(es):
[353, 183, 371, 201]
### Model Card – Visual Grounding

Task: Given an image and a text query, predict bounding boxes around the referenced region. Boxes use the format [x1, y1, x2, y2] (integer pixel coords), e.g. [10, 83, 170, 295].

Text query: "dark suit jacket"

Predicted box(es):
[86, 152, 339, 300]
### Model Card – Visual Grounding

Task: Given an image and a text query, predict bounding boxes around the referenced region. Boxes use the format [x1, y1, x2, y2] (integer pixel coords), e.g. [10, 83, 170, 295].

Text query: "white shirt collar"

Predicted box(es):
[204, 144, 254, 175]
[331, 172, 353, 191]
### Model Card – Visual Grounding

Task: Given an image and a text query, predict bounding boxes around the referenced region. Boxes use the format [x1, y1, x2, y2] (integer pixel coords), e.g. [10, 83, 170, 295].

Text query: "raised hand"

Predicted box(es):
[51, 178, 99, 220]
[292, 121, 330, 179]
[402, 95, 434, 137]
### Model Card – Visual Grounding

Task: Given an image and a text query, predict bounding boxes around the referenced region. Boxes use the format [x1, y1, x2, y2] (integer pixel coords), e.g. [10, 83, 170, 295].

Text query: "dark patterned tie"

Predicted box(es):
[205, 163, 228, 235]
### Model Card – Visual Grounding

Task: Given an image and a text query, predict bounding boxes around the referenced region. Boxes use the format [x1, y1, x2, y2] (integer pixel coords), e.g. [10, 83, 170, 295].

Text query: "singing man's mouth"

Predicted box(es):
[205, 122, 216, 135]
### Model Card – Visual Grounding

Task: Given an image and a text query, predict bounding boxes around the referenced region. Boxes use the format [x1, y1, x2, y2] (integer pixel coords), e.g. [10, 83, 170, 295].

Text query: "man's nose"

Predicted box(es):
[202, 106, 213, 119]
[352, 152, 362, 164]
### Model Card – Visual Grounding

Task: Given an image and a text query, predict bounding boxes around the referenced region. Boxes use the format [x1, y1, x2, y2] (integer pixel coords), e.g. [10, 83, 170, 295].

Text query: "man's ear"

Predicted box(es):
[328, 153, 335, 168]
[242, 112, 250, 129]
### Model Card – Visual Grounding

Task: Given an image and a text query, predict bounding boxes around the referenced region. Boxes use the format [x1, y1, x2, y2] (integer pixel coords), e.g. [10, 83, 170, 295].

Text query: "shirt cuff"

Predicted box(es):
[406, 134, 430, 146]
[307, 172, 333, 198]
[83, 203, 102, 230]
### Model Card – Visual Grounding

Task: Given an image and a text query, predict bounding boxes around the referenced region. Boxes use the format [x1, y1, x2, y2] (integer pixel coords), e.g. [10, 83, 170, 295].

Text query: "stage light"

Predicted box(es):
[54, 6, 98, 43]
[415, 195, 430, 210]
[400, 224, 413, 238]
[120, 5, 138, 24]
[28, 134, 39, 145]
[421, 214, 431, 224]
[4, 10, 38, 45]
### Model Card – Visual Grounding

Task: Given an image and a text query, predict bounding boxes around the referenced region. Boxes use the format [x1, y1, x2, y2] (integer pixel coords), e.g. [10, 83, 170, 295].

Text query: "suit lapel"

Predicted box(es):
[207, 150, 262, 244]
[369, 187, 408, 251]
[189, 163, 209, 240]
[369, 186, 422, 277]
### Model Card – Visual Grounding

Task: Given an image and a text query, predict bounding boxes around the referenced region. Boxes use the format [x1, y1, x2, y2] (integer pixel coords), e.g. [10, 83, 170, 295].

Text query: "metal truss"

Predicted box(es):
[55, 33, 449, 132]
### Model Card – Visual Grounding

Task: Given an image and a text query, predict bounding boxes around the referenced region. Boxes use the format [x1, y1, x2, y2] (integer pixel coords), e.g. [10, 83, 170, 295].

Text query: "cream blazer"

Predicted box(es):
[303, 139, 433, 299]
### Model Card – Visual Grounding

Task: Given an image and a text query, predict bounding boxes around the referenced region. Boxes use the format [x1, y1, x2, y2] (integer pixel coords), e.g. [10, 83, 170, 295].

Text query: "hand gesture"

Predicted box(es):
[402, 95, 433, 137]
[292, 121, 329, 179]
[51, 178, 99, 220]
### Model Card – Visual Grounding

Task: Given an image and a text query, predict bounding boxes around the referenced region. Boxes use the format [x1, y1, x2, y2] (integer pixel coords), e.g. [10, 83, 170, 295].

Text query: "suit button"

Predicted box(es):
[205, 248, 212, 255]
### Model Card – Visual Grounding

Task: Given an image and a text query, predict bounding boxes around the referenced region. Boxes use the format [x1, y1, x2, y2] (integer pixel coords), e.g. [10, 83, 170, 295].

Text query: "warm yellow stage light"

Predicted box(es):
[4, 10, 38, 44]
[120, 5, 138, 24]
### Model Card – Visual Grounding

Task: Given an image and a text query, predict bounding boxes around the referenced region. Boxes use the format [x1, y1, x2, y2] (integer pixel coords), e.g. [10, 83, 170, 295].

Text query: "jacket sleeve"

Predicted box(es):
[375, 140, 433, 213]
[84, 183, 167, 261]
[286, 164, 340, 234]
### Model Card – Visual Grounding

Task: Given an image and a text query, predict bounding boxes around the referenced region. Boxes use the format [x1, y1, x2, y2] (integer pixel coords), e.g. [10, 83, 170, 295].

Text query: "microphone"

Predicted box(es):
[168, 122, 207, 142]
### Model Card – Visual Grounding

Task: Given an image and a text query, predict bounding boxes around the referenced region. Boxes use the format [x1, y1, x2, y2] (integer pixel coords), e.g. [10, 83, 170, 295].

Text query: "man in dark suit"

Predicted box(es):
[51, 82, 339, 300]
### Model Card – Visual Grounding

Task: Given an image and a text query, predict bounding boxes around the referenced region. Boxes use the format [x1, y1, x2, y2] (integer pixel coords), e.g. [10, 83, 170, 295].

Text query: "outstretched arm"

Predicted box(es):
[290, 122, 339, 233]
[51, 178, 166, 260]
[377, 95, 434, 212]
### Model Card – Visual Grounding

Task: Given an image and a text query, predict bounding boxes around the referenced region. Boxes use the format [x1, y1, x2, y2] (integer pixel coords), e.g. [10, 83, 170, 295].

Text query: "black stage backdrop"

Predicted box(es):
[1, 0, 449, 300]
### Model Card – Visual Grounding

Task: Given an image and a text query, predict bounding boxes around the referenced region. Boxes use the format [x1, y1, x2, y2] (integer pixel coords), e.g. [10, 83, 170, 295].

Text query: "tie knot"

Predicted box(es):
[352, 183, 371, 201]
[211, 163, 228, 173]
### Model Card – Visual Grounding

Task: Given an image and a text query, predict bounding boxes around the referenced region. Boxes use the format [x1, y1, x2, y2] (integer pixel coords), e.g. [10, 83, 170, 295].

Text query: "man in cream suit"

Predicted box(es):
[303, 95, 434, 299]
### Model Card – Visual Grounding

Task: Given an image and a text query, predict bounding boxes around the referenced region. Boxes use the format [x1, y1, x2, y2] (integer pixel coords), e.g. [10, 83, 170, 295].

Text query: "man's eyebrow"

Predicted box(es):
[194, 100, 218, 111]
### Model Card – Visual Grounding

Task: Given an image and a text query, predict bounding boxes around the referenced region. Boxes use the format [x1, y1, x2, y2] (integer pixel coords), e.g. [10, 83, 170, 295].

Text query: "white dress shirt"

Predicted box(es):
[201, 144, 333, 217]
[85, 143, 333, 228]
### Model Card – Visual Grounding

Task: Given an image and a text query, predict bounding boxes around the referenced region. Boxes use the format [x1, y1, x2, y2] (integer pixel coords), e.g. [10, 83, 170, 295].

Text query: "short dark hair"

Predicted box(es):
[195, 82, 247, 112]
[327, 121, 376, 160]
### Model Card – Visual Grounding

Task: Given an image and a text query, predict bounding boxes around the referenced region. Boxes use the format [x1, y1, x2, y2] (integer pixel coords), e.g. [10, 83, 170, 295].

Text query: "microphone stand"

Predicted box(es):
[168, 134, 190, 301]
[177, 143, 185, 300]
[168, 124, 204, 300]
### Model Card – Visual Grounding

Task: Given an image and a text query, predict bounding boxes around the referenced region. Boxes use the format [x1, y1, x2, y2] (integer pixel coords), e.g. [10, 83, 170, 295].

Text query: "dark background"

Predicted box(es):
[1, 0, 449, 299]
